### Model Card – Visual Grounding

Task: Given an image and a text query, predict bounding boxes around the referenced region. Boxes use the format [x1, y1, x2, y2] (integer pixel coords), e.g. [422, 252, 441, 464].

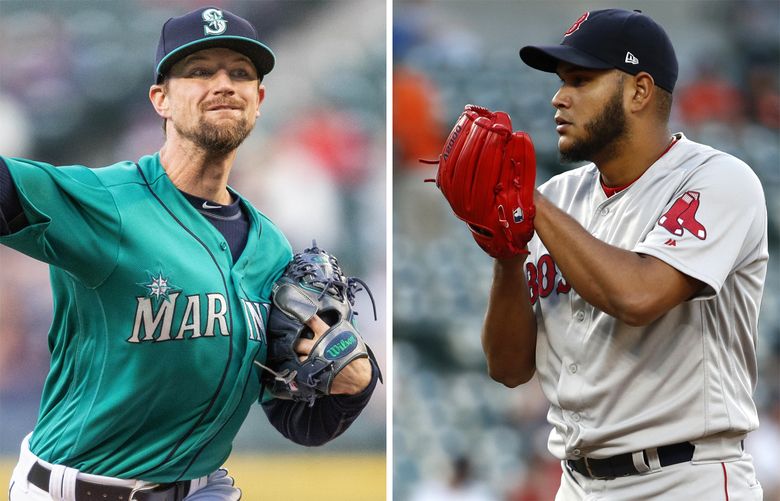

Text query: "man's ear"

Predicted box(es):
[628, 72, 655, 113]
[256, 84, 266, 117]
[149, 84, 171, 119]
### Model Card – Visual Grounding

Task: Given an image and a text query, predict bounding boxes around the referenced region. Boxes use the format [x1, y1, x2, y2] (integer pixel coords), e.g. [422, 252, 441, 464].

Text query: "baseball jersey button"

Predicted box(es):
[573, 448, 581, 456]
[572, 412, 581, 422]
[220, 242, 228, 251]
[575, 310, 585, 322]
[600, 207, 610, 216]
[568, 364, 578, 374]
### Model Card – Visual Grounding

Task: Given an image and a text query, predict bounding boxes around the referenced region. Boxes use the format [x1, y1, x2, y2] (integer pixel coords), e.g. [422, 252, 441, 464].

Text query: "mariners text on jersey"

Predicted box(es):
[129, 287, 270, 344]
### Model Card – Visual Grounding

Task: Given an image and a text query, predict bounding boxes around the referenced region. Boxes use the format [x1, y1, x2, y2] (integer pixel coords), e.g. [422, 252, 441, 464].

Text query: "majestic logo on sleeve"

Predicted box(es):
[658, 191, 707, 240]
[202, 8, 228, 36]
[563, 12, 589, 37]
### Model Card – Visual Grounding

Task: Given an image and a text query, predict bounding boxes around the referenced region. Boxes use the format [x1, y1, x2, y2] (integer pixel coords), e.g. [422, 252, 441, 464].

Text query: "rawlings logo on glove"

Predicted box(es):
[424, 104, 537, 259]
[256, 242, 381, 406]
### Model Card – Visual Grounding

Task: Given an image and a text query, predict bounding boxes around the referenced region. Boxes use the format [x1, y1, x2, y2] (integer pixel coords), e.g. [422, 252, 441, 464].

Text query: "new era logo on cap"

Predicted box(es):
[625, 52, 639, 64]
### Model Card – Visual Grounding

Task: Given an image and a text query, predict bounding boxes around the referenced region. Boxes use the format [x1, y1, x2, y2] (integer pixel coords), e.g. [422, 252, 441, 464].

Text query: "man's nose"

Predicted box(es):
[551, 88, 569, 109]
[212, 69, 236, 93]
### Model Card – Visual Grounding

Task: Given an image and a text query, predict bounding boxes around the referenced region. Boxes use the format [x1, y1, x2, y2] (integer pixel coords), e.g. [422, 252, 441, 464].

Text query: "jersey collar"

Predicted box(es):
[599, 134, 681, 198]
[136, 153, 262, 270]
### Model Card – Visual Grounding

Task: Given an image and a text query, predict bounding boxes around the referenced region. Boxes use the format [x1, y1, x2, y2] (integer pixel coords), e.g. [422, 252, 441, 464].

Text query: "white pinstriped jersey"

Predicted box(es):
[527, 133, 768, 460]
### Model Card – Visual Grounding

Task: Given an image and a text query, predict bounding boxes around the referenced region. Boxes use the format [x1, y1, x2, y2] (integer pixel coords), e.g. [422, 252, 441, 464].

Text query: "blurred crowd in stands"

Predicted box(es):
[394, 1, 779, 500]
[0, 0, 386, 454]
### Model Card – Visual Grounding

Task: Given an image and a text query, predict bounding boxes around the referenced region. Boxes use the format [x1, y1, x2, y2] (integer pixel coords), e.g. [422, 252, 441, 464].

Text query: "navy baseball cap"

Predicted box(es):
[519, 9, 678, 93]
[155, 6, 275, 83]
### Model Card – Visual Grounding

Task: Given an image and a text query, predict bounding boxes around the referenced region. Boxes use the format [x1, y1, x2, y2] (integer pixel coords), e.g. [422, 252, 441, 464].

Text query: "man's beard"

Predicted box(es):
[175, 116, 252, 155]
[559, 85, 627, 163]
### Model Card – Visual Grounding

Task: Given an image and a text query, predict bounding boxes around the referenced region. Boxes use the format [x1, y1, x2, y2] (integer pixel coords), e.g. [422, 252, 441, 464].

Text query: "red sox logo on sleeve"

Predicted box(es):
[564, 12, 589, 37]
[658, 191, 707, 244]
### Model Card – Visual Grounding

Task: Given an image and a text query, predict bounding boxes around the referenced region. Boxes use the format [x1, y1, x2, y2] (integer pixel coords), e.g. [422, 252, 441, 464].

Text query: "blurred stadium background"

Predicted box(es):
[394, 0, 779, 500]
[0, 0, 386, 499]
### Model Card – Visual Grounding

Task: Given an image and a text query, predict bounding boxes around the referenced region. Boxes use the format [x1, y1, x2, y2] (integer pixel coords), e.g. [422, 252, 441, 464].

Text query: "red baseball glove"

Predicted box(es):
[425, 104, 536, 258]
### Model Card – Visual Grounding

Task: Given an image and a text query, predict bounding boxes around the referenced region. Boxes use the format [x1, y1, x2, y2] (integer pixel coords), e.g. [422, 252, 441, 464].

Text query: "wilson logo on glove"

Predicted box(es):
[324, 332, 358, 360]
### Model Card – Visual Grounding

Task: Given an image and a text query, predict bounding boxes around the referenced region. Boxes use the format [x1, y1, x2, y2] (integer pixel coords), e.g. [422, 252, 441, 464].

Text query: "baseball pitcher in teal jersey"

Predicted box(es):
[0, 7, 378, 501]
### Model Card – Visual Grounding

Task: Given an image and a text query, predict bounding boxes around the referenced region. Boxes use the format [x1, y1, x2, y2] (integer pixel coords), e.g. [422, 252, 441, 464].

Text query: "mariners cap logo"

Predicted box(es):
[563, 12, 589, 37]
[202, 8, 228, 36]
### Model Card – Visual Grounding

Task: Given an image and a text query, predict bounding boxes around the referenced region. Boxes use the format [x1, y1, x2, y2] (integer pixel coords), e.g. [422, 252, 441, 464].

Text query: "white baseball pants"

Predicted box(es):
[9, 434, 242, 501]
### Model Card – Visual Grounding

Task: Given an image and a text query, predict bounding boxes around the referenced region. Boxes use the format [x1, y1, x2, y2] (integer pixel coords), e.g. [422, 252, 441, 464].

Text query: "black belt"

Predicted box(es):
[27, 461, 191, 501]
[567, 441, 695, 480]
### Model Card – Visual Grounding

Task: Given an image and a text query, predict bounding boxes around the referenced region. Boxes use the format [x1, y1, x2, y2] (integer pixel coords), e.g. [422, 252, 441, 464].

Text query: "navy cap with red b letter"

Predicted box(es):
[519, 9, 678, 93]
[155, 6, 275, 83]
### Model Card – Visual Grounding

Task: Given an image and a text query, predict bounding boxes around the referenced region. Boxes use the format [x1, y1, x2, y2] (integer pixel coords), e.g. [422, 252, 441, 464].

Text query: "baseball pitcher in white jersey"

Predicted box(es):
[441, 8, 768, 501]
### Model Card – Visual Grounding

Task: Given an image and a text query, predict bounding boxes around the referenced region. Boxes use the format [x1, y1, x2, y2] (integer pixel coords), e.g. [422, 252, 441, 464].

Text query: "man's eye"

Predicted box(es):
[563, 76, 586, 87]
[189, 68, 212, 77]
[231, 68, 254, 79]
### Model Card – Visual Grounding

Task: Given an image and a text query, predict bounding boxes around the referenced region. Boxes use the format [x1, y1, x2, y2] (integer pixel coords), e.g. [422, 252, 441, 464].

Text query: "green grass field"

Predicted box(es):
[1, 453, 386, 500]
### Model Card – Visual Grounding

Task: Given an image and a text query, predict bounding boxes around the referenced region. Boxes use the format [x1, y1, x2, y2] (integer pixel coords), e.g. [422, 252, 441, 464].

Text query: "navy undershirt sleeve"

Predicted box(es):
[0, 157, 28, 235]
[261, 360, 380, 446]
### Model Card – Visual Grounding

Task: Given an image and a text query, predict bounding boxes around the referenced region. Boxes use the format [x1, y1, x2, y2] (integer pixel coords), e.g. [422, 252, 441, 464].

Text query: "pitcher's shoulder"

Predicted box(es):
[91, 155, 160, 187]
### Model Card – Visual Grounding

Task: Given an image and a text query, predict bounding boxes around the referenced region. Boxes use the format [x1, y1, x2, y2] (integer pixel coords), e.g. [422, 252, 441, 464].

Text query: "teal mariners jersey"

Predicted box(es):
[0, 154, 292, 482]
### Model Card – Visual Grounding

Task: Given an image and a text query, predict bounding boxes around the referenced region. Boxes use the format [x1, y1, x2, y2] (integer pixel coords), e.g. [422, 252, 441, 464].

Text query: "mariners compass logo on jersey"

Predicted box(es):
[140, 271, 181, 306]
[202, 8, 228, 36]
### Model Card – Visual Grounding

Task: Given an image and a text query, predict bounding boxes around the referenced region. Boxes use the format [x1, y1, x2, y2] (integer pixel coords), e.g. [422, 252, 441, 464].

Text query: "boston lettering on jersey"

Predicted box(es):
[128, 271, 270, 343]
[527, 253, 571, 305]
